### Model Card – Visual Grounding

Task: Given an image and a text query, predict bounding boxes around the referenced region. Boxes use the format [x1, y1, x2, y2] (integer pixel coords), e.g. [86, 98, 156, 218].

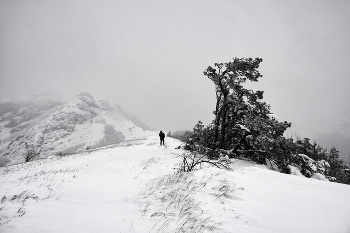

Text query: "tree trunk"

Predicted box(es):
[219, 108, 227, 149]
[219, 93, 228, 149]
[214, 94, 222, 145]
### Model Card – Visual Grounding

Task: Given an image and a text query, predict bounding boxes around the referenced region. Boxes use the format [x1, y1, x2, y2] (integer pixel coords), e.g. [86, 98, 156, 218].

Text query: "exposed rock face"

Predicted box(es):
[0, 92, 152, 166]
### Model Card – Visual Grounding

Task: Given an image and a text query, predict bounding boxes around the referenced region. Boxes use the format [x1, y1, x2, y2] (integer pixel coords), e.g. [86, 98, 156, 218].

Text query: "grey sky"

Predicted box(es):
[0, 0, 350, 156]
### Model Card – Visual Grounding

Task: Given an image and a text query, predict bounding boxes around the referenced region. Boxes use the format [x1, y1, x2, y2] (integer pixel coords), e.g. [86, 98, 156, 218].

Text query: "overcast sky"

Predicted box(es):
[1, 0, 349, 156]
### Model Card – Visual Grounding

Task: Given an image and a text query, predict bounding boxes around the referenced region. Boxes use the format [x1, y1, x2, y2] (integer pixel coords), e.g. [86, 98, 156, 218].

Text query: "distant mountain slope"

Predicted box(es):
[0, 92, 153, 166]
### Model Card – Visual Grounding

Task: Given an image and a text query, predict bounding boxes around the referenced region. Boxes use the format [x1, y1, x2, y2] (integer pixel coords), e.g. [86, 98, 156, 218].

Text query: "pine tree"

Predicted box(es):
[199, 57, 292, 162]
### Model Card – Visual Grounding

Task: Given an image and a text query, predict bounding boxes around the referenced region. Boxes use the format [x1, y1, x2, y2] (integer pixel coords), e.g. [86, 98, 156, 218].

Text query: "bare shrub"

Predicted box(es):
[175, 150, 233, 172]
[23, 125, 48, 162]
[23, 142, 42, 162]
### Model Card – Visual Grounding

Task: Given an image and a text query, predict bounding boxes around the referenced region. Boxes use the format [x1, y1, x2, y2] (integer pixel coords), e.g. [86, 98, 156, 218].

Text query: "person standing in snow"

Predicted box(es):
[159, 131, 165, 146]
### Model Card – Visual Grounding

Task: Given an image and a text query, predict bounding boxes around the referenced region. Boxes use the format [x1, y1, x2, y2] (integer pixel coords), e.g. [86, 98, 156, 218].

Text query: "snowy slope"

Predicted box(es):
[1, 135, 350, 233]
[0, 92, 153, 166]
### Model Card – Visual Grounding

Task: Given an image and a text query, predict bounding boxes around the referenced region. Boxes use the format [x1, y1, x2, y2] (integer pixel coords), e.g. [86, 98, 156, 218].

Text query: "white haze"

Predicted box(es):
[0, 0, 350, 159]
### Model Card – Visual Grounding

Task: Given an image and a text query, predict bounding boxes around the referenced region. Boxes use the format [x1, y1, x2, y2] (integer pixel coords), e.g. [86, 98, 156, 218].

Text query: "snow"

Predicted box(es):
[288, 165, 305, 177]
[310, 173, 329, 181]
[237, 124, 250, 132]
[1, 135, 350, 233]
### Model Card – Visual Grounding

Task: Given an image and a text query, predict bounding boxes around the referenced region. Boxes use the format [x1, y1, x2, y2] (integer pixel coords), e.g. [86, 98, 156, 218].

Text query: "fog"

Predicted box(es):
[0, 0, 349, 158]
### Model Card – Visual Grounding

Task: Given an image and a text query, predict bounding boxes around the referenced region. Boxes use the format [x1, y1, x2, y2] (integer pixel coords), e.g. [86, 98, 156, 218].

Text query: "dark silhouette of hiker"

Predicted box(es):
[159, 131, 165, 146]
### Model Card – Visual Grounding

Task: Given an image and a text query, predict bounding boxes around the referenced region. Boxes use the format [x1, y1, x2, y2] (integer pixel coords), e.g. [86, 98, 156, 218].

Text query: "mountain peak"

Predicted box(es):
[0, 93, 153, 166]
[78, 91, 94, 98]
[76, 92, 100, 108]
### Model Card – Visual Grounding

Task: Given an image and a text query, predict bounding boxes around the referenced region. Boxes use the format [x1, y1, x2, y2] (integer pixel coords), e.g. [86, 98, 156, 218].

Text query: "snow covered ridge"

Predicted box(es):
[1, 135, 350, 233]
[0, 92, 152, 166]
